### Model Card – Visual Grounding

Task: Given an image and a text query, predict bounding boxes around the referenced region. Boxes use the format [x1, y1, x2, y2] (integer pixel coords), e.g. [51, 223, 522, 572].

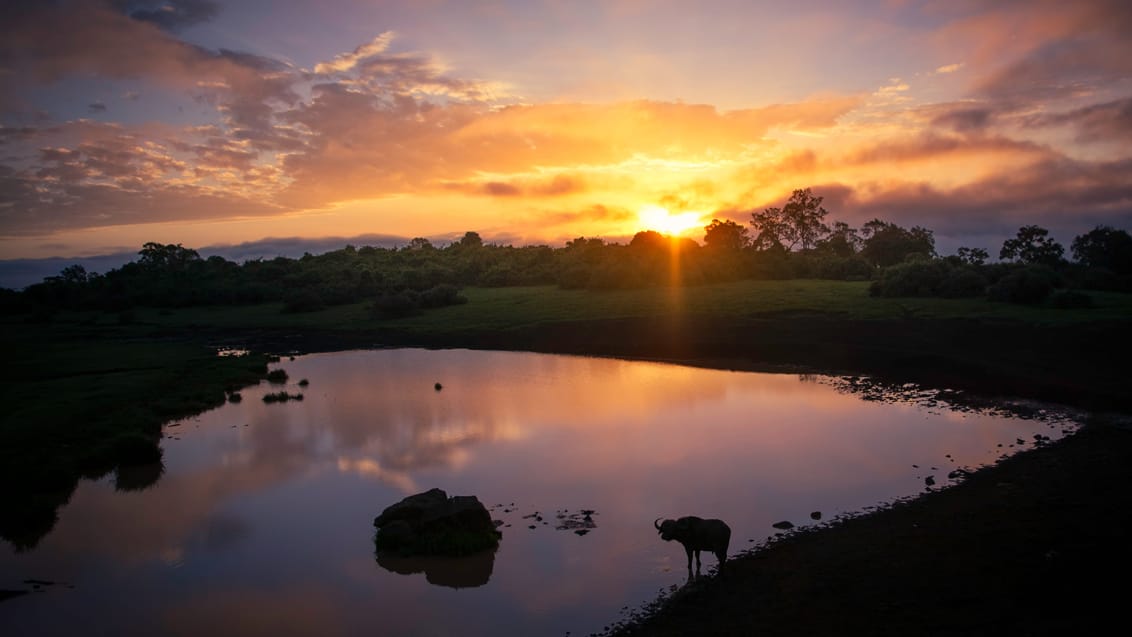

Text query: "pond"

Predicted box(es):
[0, 349, 1079, 637]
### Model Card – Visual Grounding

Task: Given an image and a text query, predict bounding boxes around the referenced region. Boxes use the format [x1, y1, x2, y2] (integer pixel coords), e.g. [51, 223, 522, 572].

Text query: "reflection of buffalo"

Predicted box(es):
[655, 516, 731, 571]
[376, 548, 496, 588]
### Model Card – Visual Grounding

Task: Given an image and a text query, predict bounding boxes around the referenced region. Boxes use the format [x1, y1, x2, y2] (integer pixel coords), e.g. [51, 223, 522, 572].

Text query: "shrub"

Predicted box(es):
[420, 283, 467, 308]
[373, 290, 422, 318]
[987, 266, 1059, 305]
[263, 391, 303, 403]
[937, 268, 988, 298]
[111, 433, 163, 466]
[869, 260, 950, 297]
[815, 256, 874, 281]
[266, 369, 289, 384]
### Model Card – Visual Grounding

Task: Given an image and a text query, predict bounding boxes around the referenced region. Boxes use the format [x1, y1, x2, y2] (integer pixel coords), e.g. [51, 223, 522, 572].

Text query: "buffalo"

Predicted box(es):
[654, 516, 731, 571]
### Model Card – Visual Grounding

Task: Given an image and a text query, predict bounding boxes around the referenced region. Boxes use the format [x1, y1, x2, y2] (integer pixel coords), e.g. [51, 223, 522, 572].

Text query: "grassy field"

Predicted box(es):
[69, 280, 1132, 335]
[1, 321, 270, 550]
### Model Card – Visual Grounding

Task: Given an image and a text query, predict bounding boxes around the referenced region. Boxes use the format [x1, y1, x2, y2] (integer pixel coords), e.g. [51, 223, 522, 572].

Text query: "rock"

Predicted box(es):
[925, 476, 936, 487]
[374, 488, 500, 556]
[772, 521, 794, 530]
[810, 511, 822, 521]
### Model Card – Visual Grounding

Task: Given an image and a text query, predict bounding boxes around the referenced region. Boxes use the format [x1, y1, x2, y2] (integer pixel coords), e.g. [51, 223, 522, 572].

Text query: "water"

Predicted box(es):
[0, 349, 1079, 637]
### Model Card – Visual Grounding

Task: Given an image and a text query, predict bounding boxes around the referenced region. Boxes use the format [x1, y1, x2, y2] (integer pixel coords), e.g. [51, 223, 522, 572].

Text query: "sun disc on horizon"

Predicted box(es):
[637, 205, 704, 237]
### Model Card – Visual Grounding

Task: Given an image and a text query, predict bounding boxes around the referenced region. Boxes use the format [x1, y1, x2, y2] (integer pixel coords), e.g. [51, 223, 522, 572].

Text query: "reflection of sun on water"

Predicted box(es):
[637, 205, 704, 237]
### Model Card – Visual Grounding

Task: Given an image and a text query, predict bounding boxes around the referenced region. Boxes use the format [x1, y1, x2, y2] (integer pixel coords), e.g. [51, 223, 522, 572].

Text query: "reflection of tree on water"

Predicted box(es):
[376, 549, 497, 588]
[115, 461, 165, 492]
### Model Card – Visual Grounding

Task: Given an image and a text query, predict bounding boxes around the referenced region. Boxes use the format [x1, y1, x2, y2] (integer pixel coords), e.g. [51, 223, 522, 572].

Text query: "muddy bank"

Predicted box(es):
[604, 420, 1132, 636]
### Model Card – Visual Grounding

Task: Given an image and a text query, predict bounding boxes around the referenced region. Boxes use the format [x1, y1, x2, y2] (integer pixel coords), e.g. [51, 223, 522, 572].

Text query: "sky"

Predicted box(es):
[1, 0, 1131, 263]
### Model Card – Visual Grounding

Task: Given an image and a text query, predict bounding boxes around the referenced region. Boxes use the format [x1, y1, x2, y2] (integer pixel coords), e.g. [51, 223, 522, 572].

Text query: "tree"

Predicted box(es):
[750, 188, 830, 251]
[53, 264, 89, 285]
[407, 237, 434, 250]
[703, 219, 749, 251]
[138, 242, 200, 271]
[455, 231, 483, 250]
[859, 220, 936, 267]
[1071, 225, 1132, 274]
[816, 221, 860, 257]
[955, 247, 989, 266]
[1000, 225, 1064, 266]
[629, 230, 668, 252]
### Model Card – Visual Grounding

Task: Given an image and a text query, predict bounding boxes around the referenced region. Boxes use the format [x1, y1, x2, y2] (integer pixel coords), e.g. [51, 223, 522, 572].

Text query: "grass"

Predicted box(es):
[263, 391, 303, 403]
[82, 281, 1132, 337]
[0, 320, 271, 550]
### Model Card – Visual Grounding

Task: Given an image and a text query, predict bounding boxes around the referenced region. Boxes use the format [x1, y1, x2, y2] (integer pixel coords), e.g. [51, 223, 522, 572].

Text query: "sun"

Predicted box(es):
[637, 205, 704, 237]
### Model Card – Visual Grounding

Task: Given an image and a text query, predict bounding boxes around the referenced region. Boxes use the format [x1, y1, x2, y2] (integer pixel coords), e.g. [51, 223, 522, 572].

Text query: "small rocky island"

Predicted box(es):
[374, 488, 501, 556]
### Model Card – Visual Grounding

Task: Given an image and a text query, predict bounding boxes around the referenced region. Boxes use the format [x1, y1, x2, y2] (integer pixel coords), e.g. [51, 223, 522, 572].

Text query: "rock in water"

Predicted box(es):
[374, 488, 500, 556]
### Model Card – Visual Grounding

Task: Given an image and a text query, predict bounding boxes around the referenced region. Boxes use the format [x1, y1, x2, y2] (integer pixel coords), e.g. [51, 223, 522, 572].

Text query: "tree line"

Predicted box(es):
[4, 187, 1131, 316]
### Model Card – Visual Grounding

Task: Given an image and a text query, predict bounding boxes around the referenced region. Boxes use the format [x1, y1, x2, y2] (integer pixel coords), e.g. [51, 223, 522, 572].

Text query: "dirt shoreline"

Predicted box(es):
[8, 312, 1129, 632]
[206, 314, 1132, 636]
[603, 420, 1132, 636]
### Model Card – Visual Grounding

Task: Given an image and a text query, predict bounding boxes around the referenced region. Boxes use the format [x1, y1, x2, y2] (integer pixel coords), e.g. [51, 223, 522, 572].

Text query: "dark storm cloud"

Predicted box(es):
[931, 108, 993, 133]
[444, 174, 587, 198]
[830, 156, 1132, 243]
[112, 0, 219, 32]
[1022, 98, 1132, 144]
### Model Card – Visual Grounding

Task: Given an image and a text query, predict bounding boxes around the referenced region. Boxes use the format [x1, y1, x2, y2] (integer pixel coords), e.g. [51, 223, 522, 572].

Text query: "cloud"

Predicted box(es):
[1022, 97, 1132, 143]
[88, 101, 108, 113]
[809, 156, 1132, 246]
[112, 0, 220, 32]
[937, 0, 1132, 106]
[935, 63, 963, 74]
[313, 31, 396, 74]
[443, 174, 587, 198]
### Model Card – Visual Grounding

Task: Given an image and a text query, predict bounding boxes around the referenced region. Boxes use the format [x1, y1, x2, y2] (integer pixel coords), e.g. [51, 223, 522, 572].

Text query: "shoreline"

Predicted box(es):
[602, 418, 1132, 636]
[5, 310, 1131, 634]
[202, 315, 1132, 636]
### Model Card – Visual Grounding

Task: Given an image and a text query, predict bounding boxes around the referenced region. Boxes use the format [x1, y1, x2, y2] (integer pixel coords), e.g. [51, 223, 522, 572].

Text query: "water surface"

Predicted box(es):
[0, 349, 1077, 636]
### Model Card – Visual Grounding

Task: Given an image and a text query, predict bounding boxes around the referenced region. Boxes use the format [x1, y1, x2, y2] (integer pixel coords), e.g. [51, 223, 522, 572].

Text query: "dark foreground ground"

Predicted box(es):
[606, 420, 1132, 636]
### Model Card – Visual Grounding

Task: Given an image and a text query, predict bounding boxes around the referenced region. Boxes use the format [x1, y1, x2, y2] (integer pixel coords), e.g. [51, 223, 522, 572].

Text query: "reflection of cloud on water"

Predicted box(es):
[336, 458, 419, 493]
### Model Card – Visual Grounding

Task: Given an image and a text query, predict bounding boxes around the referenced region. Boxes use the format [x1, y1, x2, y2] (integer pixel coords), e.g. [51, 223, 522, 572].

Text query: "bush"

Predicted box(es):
[266, 369, 289, 384]
[263, 391, 303, 403]
[937, 268, 988, 298]
[869, 260, 988, 298]
[373, 289, 422, 318]
[111, 433, 163, 466]
[420, 283, 467, 308]
[814, 256, 874, 281]
[987, 266, 1059, 305]
[869, 260, 950, 297]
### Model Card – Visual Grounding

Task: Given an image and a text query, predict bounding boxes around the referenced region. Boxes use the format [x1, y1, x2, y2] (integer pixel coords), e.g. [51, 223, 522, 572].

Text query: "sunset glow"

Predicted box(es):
[637, 205, 705, 237]
[0, 1, 1130, 261]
